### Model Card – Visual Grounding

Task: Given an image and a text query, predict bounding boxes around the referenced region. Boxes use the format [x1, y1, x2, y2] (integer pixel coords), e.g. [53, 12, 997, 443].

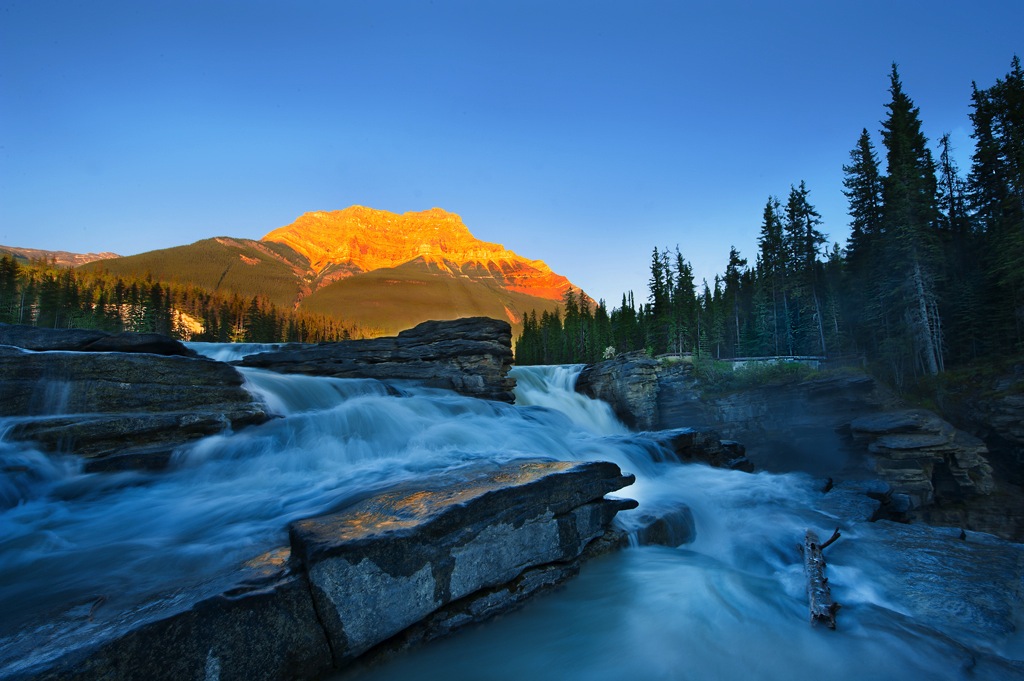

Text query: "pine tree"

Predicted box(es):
[968, 56, 1024, 349]
[784, 181, 828, 355]
[843, 129, 885, 276]
[879, 64, 944, 376]
[723, 246, 747, 357]
[757, 197, 786, 355]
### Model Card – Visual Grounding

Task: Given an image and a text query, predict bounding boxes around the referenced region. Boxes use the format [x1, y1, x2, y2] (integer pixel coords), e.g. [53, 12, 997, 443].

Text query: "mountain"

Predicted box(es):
[1, 245, 120, 268]
[79, 206, 582, 335]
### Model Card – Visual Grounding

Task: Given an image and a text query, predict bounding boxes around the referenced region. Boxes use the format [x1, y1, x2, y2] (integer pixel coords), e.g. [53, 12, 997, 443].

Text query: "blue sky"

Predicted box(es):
[1, 1, 1021, 306]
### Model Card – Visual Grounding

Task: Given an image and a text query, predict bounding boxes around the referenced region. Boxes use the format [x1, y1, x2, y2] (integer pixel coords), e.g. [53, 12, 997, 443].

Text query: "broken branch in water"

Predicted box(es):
[802, 529, 840, 629]
[819, 527, 841, 550]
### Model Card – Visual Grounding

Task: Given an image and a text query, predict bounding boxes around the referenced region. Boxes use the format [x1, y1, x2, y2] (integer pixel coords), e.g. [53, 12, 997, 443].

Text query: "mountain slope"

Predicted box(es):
[262, 206, 576, 301]
[301, 257, 564, 335]
[1, 245, 120, 268]
[80, 237, 311, 309]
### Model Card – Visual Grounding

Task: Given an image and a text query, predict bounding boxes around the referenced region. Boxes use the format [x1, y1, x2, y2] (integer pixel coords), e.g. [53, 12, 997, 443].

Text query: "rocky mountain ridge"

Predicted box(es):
[0, 245, 120, 267]
[262, 206, 577, 301]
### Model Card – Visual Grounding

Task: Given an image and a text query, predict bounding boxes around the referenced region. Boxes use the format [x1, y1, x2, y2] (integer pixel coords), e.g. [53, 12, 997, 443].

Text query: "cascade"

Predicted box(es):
[0, 355, 1021, 680]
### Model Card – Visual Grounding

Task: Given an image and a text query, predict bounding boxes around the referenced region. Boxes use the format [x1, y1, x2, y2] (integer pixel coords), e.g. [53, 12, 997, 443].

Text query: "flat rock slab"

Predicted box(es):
[850, 409, 941, 435]
[289, 459, 636, 663]
[0, 324, 197, 357]
[836, 521, 1024, 647]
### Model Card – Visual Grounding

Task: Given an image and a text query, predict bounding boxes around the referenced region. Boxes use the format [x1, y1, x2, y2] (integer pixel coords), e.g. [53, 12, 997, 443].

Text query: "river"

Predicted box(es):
[1, 346, 1021, 679]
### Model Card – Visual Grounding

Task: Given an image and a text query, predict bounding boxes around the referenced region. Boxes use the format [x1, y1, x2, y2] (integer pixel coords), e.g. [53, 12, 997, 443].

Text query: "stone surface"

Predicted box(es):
[814, 479, 888, 523]
[241, 316, 516, 403]
[288, 459, 636, 664]
[831, 520, 1024, 647]
[576, 352, 660, 429]
[0, 324, 197, 357]
[0, 346, 268, 466]
[1, 550, 333, 681]
[627, 506, 696, 547]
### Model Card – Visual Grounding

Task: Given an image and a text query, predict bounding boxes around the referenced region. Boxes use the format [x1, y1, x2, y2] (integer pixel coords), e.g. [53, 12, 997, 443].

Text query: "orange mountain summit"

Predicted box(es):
[261, 206, 577, 302]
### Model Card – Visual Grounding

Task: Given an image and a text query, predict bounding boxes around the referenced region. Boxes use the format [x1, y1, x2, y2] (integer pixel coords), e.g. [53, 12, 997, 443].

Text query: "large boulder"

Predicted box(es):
[288, 459, 636, 665]
[0, 346, 267, 470]
[241, 317, 516, 402]
[576, 352, 660, 429]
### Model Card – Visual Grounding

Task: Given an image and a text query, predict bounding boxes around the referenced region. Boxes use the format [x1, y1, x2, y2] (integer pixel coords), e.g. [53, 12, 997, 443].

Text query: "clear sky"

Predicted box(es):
[1, 1, 1021, 306]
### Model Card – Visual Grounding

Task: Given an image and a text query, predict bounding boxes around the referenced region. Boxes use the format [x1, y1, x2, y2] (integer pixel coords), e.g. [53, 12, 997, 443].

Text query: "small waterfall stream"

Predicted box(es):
[1, 353, 1021, 679]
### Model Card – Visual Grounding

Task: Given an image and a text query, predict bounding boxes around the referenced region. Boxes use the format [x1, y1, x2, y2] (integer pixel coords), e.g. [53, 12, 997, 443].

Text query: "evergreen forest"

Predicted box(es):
[516, 59, 1024, 388]
[0, 256, 360, 343]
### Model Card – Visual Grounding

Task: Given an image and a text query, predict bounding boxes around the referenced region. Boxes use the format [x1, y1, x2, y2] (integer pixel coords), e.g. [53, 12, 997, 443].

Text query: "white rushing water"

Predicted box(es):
[1, 357, 1021, 679]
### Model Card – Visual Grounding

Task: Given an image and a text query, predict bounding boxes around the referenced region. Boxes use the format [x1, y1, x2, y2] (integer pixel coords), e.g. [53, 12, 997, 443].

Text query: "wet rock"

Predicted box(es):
[576, 352, 660, 429]
[240, 316, 516, 402]
[369, 529, 630, 661]
[625, 506, 696, 547]
[850, 409, 995, 509]
[0, 346, 267, 467]
[1, 549, 333, 681]
[642, 428, 753, 471]
[836, 521, 1024, 647]
[288, 459, 636, 665]
[0, 324, 197, 357]
[815, 479, 888, 523]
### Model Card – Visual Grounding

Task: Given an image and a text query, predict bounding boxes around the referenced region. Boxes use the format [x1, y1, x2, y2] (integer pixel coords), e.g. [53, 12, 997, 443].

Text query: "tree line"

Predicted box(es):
[517, 58, 1023, 387]
[0, 255, 363, 343]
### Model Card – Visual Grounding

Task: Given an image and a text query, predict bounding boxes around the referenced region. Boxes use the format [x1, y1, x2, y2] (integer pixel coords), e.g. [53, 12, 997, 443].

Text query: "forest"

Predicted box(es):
[516, 59, 1024, 388]
[0, 256, 359, 343]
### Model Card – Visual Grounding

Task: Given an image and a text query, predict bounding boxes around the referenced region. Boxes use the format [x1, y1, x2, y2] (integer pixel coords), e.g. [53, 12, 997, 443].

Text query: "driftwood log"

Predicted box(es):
[802, 528, 840, 629]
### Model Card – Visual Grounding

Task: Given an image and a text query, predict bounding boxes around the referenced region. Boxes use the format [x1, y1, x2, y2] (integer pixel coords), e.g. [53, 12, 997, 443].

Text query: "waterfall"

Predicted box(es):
[1, 358, 1021, 679]
[185, 341, 295, 362]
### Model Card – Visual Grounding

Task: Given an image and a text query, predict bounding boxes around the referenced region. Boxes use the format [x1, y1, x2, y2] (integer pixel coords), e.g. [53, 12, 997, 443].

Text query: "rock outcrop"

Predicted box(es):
[241, 316, 516, 402]
[850, 410, 995, 510]
[641, 427, 752, 471]
[576, 352, 660, 430]
[0, 345, 267, 471]
[2, 459, 636, 681]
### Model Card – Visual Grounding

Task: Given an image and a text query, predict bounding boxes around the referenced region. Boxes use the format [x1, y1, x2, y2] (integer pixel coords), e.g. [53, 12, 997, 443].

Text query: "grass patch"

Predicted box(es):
[690, 358, 821, 396]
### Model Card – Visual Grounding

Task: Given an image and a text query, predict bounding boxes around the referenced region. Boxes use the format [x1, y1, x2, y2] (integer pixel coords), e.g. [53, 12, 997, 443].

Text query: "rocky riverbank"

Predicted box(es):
[576, 353, 1022, 540]
[0, 318, 518, 471]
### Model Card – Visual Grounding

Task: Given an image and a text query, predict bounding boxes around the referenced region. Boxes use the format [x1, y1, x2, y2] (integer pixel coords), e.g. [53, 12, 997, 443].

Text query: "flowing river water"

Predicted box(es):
[1, 346, 1022, 679]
